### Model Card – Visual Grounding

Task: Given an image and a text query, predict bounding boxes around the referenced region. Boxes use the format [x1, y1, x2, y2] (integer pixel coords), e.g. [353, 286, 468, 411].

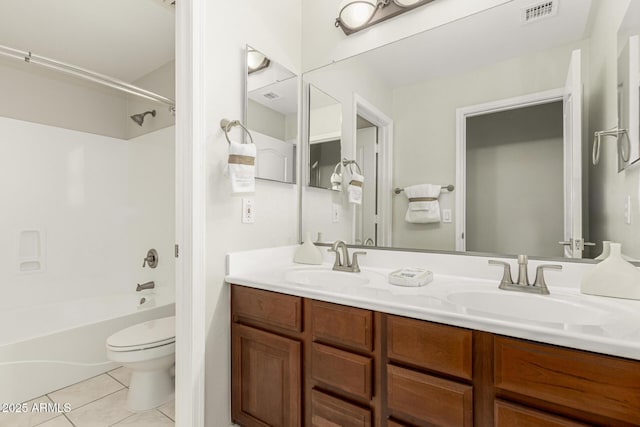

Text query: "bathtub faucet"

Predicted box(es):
[136, 281, 155, 292]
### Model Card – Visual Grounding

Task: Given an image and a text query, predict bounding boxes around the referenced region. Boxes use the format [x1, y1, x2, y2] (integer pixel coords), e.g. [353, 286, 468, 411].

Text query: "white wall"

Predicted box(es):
[466, 103, 564, 257]
[0, 118, 175, 311]
[203, 1, 301, 425]
[0, 57, 128, 139]
[587, 0, 640, 259]
[127, 60, 176, 140]
[391, 40, 584, 250]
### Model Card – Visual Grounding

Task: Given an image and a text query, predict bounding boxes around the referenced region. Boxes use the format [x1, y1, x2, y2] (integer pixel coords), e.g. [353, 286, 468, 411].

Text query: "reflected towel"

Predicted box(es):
[348, 172, 364, 205]
[227, 140, 256, 194]
[404, 184, 441, 223]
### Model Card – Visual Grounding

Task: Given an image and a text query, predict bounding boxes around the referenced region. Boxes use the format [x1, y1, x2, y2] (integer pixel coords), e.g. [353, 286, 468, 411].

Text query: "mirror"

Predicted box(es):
[245, 45, 298, 184]
[617, 0, 640, 169]
[308, 84, 343, 190]
[301, 0, 640, 261]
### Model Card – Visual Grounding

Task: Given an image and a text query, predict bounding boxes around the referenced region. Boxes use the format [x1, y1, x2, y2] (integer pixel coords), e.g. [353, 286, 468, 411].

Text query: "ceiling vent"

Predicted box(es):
[262, 92, 282, 101]
[521, 1, 557, 24]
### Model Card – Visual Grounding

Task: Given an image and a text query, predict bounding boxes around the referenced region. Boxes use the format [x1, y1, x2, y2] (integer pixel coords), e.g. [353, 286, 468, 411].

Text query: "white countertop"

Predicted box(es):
[225, 246, 640, 360]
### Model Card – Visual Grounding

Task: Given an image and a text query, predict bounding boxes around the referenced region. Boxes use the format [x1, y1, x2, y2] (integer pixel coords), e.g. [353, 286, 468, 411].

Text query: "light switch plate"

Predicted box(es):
[442, 209, 452, 223]
[625, 195, 631, 225]
[242, 198, 255, 224]
[332, 204, 340, 223]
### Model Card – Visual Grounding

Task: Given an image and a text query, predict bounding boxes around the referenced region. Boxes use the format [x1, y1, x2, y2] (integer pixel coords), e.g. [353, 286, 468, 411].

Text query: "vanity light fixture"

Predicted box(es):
[335, 0, 436, 35]
[247, 49, 270, 74]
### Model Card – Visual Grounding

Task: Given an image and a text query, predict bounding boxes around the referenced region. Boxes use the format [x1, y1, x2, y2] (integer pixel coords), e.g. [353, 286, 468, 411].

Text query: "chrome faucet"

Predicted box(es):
[136, 281, 155, 292]
[328, 240, 366, 273]
[488, 255, 561, 295]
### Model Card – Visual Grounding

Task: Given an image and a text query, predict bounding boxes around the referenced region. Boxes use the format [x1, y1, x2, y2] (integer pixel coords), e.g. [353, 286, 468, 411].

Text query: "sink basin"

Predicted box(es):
[284, 268, 370, 287]
[447, 289, 623, 325]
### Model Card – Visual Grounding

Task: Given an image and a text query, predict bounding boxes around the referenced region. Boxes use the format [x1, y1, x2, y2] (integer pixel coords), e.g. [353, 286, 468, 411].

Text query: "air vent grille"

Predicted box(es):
[262, 92, 281, 100]
[522, 1, 557, 23]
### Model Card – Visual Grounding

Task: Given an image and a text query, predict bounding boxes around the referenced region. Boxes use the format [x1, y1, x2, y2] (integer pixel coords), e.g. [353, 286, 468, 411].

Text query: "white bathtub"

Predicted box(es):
[0, 288, 175, 403]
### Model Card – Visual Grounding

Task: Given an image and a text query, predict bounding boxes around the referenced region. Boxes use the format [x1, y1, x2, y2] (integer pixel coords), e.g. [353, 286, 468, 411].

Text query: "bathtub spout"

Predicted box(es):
[136, 281, 155, 292]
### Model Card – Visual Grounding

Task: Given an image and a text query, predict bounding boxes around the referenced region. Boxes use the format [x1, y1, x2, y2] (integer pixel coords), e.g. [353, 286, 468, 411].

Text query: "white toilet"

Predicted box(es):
[106, 316, 176, 411]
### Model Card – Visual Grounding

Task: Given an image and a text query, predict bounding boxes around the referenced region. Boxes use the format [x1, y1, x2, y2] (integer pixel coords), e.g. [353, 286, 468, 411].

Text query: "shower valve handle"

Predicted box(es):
[142, 249, 158, 269]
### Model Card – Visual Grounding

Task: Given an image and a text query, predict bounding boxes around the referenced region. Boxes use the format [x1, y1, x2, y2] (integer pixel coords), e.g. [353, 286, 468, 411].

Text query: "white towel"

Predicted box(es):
[227, 140, 256, 194]
[348, 171, 364, 205]
[404, 184, 441, 223]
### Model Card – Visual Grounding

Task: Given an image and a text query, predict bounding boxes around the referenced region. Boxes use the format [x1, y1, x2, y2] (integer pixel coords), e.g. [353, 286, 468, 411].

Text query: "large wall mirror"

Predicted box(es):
[301, 0, 640, 261]
[308, 84, 342, 190]
[245, 45, 298, 184]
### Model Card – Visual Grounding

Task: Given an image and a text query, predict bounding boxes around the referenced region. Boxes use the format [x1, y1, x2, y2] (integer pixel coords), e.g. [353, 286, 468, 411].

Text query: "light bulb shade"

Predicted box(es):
[392, 0, 422, 6]
[337, 0, 378, 30]
[247, 49, 270, 74]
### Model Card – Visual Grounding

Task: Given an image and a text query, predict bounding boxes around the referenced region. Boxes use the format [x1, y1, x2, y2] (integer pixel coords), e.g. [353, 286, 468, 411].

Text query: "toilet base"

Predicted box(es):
[128, 366, 174, 411]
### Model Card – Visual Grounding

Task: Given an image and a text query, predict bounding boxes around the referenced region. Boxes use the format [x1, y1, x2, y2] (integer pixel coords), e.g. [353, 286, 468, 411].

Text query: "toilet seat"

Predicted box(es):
[107, 316, 175, 352]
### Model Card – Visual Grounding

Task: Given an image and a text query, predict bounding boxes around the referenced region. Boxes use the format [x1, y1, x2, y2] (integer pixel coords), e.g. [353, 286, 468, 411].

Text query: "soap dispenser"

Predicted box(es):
[581, 242, 640, 300]
[293, 232, 324, 265]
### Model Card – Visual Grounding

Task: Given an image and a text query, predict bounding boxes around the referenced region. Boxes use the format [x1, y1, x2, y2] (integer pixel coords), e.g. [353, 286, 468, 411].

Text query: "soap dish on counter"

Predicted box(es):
[388, 268, 433, 287]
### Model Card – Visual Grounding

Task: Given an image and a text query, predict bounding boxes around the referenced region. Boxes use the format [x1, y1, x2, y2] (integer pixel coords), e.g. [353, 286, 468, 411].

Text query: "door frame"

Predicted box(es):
[352, 93, 394, 246]
[175, 0, 206, 426]
[454, 88, 564, 251]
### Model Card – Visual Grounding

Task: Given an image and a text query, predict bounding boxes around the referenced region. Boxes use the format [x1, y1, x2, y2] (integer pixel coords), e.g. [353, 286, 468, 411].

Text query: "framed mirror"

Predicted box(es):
[307, 84, 342, 190]
[301, 0, 640, 261]
[245, 45, 298, 184]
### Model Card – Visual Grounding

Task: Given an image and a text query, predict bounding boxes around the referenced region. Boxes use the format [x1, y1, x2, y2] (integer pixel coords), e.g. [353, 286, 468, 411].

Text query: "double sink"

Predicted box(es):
[283, 266, 633, 327]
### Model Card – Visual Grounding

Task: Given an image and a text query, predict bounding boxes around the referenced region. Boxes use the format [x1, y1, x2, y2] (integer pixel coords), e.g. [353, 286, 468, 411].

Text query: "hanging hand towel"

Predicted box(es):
[227, 140, 256, 194]
[404, 184, 441, 223]
[348, 171, 364, 205]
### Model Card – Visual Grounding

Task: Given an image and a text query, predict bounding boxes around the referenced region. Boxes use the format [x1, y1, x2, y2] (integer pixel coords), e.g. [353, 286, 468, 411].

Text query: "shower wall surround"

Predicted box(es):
[0, 117, 175, 311]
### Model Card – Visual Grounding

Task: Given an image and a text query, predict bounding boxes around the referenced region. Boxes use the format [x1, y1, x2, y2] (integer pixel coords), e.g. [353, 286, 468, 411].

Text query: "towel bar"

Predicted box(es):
[394, 184, 454, 194]
[220, 118, 254, 144]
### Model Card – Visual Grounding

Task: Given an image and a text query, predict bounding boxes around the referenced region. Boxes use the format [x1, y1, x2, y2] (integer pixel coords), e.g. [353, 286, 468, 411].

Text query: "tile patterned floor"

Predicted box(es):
[0, 367, 174, 427]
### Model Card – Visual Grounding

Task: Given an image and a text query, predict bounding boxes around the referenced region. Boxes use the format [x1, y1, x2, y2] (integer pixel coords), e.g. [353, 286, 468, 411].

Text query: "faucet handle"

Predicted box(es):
[351, 251, 367, 272]
[488, 260, 514, 287]
[533, 264, 562, 292]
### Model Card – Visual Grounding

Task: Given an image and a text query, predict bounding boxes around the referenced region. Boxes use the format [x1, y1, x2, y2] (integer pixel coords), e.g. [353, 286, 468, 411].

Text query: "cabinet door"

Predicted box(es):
[232, 323, 301, 427]
[311, 389, 372, 427]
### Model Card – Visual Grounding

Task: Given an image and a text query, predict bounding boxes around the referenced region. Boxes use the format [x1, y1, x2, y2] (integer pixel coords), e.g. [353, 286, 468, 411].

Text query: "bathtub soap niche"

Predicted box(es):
[17, 229, 45, 273]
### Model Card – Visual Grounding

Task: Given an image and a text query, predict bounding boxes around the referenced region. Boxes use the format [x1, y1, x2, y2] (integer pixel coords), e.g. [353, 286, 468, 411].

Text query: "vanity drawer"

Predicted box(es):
[386, 315, 472, 380]
[495, 400, 590, 427]
[494, 336, 640, 425]
[387, 420, 410, 427]
[311, 389, 371, 427]
[311, 300, 373, 352]
[387, 364, 473, 426]
[311, 342, 373, 401]
[231, 285, 302, 333]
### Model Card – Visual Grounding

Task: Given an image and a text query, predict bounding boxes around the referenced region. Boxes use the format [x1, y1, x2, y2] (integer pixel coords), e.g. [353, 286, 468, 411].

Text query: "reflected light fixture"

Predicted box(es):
[247, 49, 271, 74]
[335, 0, 436, 35]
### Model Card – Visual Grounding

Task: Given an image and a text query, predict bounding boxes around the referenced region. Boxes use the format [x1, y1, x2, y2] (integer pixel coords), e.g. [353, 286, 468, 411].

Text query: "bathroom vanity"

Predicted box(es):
[226, 247, 640, 427]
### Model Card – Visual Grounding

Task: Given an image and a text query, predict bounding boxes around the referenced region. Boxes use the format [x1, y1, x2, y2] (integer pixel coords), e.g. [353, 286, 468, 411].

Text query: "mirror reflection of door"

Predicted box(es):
[465, 101, 564, 258]
[355, 115, 378, 245]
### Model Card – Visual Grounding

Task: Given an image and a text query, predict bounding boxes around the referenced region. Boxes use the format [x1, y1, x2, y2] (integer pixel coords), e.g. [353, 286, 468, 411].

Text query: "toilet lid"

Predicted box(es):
[107, 316, 175, 350]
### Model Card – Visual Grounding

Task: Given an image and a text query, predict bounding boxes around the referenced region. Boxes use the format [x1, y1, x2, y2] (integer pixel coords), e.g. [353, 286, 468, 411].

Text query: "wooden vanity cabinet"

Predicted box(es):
[230, 284, 640, 427]
[231, 286, 304, 427]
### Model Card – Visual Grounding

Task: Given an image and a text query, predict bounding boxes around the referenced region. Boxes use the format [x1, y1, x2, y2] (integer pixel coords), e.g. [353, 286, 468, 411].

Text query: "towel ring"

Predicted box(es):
[220, 118, 254, 145]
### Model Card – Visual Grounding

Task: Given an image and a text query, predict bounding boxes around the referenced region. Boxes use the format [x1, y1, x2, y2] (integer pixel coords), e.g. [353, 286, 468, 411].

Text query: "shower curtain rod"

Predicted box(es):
[0, 44, 176, 109]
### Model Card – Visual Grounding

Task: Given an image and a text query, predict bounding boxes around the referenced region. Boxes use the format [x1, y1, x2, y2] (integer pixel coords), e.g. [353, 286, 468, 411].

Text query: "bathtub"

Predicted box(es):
[0, 287, 175, 403]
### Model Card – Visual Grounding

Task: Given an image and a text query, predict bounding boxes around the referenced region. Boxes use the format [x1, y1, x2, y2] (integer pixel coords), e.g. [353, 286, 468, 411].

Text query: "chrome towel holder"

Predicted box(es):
[592, 127, 629, 165]
[220, 119, 254, 144]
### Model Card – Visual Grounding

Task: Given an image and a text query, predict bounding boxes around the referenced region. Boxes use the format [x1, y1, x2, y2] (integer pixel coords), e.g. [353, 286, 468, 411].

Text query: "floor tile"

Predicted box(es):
[107, 367, 131, 387]
[0, 395, 58, 427]
[111, 410, 174, 426]
[35, 416, 74, 427]
[157, 400, 175, 421]
[48, 374, 124, 410]
[65, 389, 133, 427]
